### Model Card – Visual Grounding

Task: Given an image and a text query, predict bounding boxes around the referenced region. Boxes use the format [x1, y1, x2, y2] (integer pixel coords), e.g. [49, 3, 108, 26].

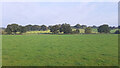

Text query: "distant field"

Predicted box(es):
[2, 34, 118, 66]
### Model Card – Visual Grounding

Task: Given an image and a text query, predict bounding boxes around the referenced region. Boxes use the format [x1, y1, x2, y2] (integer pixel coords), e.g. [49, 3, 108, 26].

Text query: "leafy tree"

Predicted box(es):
[25, 25, 33, 31]
[32, 25, 41, 31]
[25, 25, 41, 31]
[81, 25, 87, 29]
[118, 26, 120, 29]
[85, 27, 92, 34]
[19, 26, 27, 34]
[50, 25, 60, 34]
[5, 25, 12, 34]
[5, 24, 19, 34]
[74, 24, 81, 28]
[98, 24, 110, 33]
[60, 23, 72, 34]
[92, 25, 97, 28]
[109, 26, 116, 29]
[41, 25, 47, 31]
[48, 26, 52, 29]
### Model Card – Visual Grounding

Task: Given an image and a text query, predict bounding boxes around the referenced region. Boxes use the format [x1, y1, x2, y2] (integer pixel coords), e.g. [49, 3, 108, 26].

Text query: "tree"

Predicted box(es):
[19, 26, 27, 34]
[81, 25, 87, 29]
[85, 27, 92, 34]
[5, 25, 12, 34]
[74, 24, 81, 28]
[48, 26, 52, 29]
[92, 25, 97, 28]
[41, 25, 47, 31]
[118, 25, 120, 29]
[76, 29, 80, 34]
[25, 25, 33, 31]
[60, 23, 72, 34]
[109, 26, 116, 29]
[32, 25, 41, 31]
[98, 24, 110, 33]
[50, 25, 60, 34]
[5, 24, 20, 34]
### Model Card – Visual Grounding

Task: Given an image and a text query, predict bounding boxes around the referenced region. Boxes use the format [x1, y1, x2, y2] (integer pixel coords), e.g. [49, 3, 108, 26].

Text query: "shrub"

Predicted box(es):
[85, 27, 92, 34]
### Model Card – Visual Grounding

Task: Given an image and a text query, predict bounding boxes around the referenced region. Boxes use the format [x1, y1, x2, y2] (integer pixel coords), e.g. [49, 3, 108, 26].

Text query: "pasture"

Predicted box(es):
[2, 34, 118, 66]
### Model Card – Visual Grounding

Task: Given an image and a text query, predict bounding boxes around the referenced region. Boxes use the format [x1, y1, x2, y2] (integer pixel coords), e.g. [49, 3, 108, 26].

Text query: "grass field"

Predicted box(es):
[2, 34, 118, 66]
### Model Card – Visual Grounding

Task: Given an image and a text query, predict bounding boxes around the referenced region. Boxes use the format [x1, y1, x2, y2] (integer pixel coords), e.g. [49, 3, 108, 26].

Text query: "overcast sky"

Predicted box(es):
[2, 2, 118, 27]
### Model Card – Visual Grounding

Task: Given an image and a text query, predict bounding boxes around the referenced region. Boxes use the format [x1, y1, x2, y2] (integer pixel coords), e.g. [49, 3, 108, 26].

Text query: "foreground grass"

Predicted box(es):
[2, 34, 118, 66]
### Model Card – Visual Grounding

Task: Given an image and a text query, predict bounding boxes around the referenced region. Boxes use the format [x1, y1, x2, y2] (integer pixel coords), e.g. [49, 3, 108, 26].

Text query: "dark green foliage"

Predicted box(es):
[92, 25, 97, 28]
[98, 24, 110, 33]
[25, 25, 33, 31]
[48, 26, 52, 29]
[81, 25, 87, 29]
[109, 26, 117, 30]
[50, 25, 60, 34]
[19, 26, 27, 34]
[5, 24, 27, 35]
[74, 24, 81, 28]
[85, 27, 92, 34]
[5, 24, 19, 34]
[5, 25, 12, 34]
[32, 25, 41, 31]
[25, 25, 41, 31]
[118, 26, 120, 29]
[60, 23, 72, 34]
[41, 25, 47, 31]
[4, 23, 116, 35]
[114, 30, 120, 34]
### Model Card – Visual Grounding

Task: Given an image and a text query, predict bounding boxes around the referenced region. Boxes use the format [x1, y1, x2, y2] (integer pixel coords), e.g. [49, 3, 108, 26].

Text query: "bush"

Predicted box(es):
[85, 27, 92, 34]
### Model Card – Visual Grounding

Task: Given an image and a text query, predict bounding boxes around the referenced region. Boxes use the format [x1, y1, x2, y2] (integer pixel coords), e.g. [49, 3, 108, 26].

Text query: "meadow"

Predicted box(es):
[2, 34, 118, 66]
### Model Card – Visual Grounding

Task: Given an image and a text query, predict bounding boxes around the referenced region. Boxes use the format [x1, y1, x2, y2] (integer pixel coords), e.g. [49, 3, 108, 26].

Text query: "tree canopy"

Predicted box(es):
[60, 23, 72, 34]
[85, 27, 92, 34]
[98, 24, 110, 33]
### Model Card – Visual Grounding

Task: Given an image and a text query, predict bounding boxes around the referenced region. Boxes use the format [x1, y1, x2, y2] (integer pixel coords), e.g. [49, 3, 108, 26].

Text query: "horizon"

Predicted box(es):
[0, 23, 119, 28]
[2, 2, 118, 27]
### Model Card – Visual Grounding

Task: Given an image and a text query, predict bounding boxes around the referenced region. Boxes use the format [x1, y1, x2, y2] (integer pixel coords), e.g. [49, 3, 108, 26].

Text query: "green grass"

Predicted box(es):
[2, 34, 118, 66]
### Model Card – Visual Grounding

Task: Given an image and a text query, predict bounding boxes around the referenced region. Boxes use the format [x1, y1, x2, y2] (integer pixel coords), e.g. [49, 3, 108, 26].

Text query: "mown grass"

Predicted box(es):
[2, 34, 118, 66]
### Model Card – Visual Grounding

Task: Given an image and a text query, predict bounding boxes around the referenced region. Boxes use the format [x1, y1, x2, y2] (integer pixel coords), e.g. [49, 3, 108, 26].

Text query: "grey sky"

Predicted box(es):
[2, 2, 118, 27]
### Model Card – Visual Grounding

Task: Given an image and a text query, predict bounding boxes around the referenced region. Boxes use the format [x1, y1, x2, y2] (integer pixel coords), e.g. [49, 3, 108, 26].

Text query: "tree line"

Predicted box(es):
[3, 23, 120, 35]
